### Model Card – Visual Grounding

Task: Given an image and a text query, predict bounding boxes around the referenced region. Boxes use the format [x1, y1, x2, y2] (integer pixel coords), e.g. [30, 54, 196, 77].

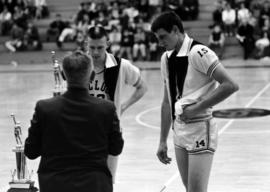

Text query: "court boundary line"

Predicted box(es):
[135, 82, 270, 192]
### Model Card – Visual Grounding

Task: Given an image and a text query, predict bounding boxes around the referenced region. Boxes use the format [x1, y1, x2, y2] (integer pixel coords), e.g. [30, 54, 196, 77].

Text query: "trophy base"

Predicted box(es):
[7, 187, 38, 192]
[9, 180, 35, 189]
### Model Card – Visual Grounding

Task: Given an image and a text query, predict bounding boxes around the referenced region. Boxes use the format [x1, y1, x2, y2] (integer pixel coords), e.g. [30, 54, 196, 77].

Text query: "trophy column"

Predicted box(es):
[8, 114, 37, 192]
[51, 51, 63, 96]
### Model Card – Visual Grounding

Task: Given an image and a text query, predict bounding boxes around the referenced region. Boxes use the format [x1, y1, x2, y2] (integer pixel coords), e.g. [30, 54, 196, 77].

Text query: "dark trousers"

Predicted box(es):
[39, 171, 112, 192]
[240, 38, 255, 60]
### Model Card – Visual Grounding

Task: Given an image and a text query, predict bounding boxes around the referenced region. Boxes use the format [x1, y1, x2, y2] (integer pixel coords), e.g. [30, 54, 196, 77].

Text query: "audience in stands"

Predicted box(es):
[209, 24, 225, 59]
[236, 18, 255, 60]
[108, 25, 121, 57]
[5, 22, 25, 52]
[208, 0, 270, 59]
[237, 2, 250, 26]
[119, 24, 134, 61]
[34, 0, 49, 19]
[222, 2, 236, 36]
[0, 6, 12, 35]
[0, 0, 204, 61]
[255, 31, 270, 58]
[23, 21, 42, 50]
[181, 0, 199, 20]
[46, 13, 67, 42]
[211, 0, 224, 28]
[133, 27, 147, 61]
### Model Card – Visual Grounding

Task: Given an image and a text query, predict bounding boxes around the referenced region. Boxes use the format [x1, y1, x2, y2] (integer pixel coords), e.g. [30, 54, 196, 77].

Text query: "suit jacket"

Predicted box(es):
[24, 86, 124, 192]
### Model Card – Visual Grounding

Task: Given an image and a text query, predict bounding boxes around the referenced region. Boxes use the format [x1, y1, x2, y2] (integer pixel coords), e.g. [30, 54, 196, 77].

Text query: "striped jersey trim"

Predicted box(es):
[207, 60, 220, 77]
[188, 148, 215, 154]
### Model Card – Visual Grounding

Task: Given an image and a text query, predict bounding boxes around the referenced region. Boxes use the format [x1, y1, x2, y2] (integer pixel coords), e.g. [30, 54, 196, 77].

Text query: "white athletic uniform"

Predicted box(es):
[89, 52, 141, 182]
[161, 34, 220, 154]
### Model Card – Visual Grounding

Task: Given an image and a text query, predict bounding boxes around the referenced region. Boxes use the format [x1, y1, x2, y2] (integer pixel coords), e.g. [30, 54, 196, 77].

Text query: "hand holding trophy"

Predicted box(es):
[8, 114, 37, 192]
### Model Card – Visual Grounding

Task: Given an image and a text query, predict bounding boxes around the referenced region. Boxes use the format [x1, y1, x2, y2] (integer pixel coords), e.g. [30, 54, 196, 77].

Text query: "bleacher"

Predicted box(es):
[0, 0, 243, 65]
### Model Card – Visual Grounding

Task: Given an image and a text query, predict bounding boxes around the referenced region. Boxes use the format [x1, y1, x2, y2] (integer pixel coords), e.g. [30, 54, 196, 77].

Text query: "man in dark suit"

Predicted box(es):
[24, 50, 124, 192]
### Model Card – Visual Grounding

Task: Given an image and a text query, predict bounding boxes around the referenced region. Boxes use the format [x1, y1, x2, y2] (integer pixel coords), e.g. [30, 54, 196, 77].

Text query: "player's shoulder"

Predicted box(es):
[189, 43, 211, 55]
[189, 43, 217, 61]
[119, 57, 140, 73]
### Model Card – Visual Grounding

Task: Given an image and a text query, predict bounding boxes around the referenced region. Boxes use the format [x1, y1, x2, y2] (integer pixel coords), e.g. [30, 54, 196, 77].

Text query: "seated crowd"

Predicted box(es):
[0, 0, 199, 61]
[0, 0, 49, 52]
[209, 0, 270, 60]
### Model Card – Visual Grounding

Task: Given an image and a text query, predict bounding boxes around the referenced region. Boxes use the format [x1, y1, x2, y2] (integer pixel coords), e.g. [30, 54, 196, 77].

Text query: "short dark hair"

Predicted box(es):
[87, 25, 108, 39]
[151, 11, 184, 33]
[62, 50, 93, 83]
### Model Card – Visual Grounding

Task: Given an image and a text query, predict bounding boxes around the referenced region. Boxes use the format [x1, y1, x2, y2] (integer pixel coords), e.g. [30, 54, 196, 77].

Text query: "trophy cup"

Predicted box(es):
[51, 51, 62, 97]
[8, 114, 37, 192]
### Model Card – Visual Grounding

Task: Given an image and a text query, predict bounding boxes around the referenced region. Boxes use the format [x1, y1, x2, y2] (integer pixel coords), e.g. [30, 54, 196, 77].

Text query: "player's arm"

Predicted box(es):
[121, 76, 147, 114]
[157, 85, 172, 164]
[182, 64, 239, 119]
[182, 46, 239, 120]
[120, 60, 148, 115]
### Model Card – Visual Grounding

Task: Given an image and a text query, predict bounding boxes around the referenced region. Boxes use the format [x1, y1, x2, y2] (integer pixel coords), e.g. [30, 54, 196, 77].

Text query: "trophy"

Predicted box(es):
[8, 114, 37, 192]
[51, 51, 62, 96]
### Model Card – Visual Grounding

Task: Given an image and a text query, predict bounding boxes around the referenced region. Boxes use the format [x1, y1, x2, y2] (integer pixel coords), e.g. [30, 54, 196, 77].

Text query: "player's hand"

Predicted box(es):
[157, 142, 172, 164]
[180, 104, 198, 122]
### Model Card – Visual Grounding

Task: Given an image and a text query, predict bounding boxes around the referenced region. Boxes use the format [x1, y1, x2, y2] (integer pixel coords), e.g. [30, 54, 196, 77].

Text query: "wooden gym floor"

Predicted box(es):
[0, 61, 270, 192]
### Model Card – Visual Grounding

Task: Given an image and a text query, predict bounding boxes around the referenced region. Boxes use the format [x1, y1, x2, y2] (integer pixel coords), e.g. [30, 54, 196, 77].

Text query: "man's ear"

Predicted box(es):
[172, 25, 179, 33]
[107, 40, 111, 48]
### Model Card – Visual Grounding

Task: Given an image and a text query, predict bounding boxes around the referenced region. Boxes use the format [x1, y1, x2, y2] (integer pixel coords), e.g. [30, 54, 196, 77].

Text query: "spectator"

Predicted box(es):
[237, 2, 250, 26]
[75, 14, 91, 51]
[76, 2, 90, 23]
[261, 17, 270, 34]
[209, 24, 225, 59]
[236, 18, 255, 59]
[34, 0, 49, 19]
[211, 0, 224, 28]
[123, 2, 139, 23]
[133, 27, 147, 61]
[94, 11, 108, 28]
[255, 31, 270, 58]
[5, 22, 25, 52]
[181, 0, 199, 20]
[119, 25, 134, 61]
[222, 2, 236, 36]
[0, 6, 12, 35]
[259, 1, 270, 28]
[57, 18, 77, 48]
[24, 21, 42, 50]
[46, 13, 67, 42]
[16, 0, 27, 11]
[13, 6, 28, 30]
[0, 0, 5, 13]
[147, 32, 159, 61]
[108, 26, 121, 56]
[110, 1, 120, 20]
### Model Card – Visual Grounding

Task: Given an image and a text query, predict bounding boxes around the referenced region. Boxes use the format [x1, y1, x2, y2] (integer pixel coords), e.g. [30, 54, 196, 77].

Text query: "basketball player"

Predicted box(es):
[151, 12, 239, 192]
[85, 25, 147, 182]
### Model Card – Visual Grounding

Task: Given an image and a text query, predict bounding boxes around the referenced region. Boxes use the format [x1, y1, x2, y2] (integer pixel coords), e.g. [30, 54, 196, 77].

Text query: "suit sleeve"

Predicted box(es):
[108, 106, 124, 156]
[24, 101, 42, 159]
